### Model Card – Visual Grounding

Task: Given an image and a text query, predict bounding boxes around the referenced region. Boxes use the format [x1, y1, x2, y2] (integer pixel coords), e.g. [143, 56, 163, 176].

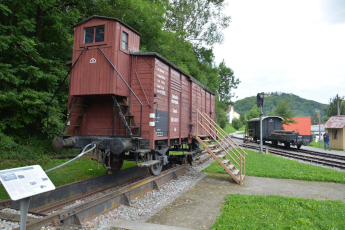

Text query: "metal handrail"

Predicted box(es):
[46, 47, 88, 135]
[98, 46, 142, 137]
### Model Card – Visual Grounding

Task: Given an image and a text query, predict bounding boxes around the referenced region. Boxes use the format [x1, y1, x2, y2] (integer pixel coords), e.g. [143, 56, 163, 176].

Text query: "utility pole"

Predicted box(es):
[337, 94, 340, 116]
[317, 110, 321, 147]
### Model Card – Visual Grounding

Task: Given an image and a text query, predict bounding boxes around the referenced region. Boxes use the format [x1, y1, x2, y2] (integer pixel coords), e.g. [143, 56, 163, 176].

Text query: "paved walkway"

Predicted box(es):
[145, 174, 345, 229]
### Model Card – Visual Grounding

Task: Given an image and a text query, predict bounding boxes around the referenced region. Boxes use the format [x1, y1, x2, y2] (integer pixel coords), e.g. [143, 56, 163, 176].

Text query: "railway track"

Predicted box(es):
[0, 164, 187, 230]
[240, 143, 345, 169]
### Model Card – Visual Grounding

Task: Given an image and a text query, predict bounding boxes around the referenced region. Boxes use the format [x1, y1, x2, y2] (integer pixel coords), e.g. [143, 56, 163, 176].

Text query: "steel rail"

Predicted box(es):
[240, 144, 345, 169]
[1, 166, 150, 212]
[11, 165, 187, 230]
[232, 135, 345, 161]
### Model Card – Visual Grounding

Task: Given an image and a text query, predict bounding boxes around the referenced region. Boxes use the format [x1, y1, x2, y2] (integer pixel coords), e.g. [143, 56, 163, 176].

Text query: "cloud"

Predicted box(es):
[213, 0, 345, 104]
[320, 0, 345, 24]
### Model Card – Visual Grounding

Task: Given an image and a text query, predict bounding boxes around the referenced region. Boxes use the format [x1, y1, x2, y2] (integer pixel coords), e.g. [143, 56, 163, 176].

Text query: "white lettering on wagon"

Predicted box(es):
[173, 108, 178, 113]
[157, 68, 165, 74]
[157, 89, 166, 96]
[157, 74, 166, 80]
[171, 99, 178, 105]
[171, 117, 179, 122]
[157, 85, 164, 90]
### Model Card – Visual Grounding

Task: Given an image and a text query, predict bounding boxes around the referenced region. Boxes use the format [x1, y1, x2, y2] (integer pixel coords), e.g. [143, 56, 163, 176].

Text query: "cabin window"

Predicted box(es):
[84, 25, 105, 44]
[333, 130, 337, 139]
[122, 31, 128, 50]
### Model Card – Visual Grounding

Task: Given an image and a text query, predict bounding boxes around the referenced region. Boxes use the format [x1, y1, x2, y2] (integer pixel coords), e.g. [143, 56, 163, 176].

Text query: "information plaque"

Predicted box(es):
[0, 165, 55, 201]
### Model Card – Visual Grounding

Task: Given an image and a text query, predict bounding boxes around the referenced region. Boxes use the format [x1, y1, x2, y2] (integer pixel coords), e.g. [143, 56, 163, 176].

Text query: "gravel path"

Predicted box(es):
[83, 158, 215, 229]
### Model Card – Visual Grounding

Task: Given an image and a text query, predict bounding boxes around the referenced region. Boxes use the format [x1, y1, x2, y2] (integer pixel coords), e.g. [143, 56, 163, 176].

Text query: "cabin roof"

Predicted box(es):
[130, 52, 215, 95]
[325, 115, 345, 128]
[249, 116, 283, 122]
[72, 15, 142, 36]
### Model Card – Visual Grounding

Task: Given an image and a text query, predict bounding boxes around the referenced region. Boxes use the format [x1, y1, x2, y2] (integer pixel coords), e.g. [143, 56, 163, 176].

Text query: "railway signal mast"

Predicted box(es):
[257, 93, 264, 154]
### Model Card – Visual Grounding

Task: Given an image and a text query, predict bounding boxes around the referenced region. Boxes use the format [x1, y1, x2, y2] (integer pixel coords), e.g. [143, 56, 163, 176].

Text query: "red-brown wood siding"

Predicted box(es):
[170, 69, 181, 139]
[70, 18, 140, 96]
[130, 56, 153, 142]
[205, 92, 211, 134]
[67, 96, 127, 136]
[181, 75, 191, 138]
[211, 94, 215, 121]
[154, 59, 169, 139]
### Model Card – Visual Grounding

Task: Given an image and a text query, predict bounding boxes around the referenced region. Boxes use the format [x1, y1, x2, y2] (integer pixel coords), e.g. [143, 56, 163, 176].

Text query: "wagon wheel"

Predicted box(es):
[106, 153, 124, 173]
[297, 144, 302, 150]
[273, 141, 278, 146]
[147, 152, 162, 176]
[284, 142, 290, 149]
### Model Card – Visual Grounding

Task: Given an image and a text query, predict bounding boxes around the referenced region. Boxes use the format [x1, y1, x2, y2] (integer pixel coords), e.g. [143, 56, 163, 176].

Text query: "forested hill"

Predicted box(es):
[233, 92, 328, 117]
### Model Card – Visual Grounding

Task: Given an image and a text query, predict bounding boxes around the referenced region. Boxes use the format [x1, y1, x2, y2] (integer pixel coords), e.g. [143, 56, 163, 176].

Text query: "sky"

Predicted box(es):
[213, 0, 345, 104]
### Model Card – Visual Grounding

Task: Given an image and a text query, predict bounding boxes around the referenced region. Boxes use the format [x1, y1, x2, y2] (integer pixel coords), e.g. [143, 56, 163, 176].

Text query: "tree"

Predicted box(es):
[239, 113, 246, 124]
[246, 105, 260, 121]
[218, 60, 240, 104]
[324, 95, 345, 118]
[164, 0, 231, 46]
[274, 100, 296, 125]
[311, 111, 320, 125]
[232, 118, 243, 130]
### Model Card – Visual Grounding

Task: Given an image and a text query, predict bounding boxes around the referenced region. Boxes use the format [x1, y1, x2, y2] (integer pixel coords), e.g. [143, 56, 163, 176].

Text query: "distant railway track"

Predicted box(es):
[0, 164, 187, 230]
[239, 143, 345, 170]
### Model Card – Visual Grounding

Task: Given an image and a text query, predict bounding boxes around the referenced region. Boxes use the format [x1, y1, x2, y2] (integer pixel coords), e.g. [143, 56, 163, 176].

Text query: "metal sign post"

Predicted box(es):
[0, 165, 55, 230]
[257, 93, 264, 154]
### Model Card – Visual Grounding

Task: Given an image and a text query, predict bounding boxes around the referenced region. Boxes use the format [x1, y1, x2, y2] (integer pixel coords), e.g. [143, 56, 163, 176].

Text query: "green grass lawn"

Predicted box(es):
[203, 149, 345, 184]
[0, 157, 137, 200]
[212, 194, 345, 230]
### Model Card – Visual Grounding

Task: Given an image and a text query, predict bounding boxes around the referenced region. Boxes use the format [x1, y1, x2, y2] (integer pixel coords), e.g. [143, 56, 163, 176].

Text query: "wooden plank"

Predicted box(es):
[0, 212, 36, 222]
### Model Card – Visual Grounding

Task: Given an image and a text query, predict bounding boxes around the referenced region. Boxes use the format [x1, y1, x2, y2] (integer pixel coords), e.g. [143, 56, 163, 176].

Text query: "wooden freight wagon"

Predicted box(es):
[129, 52, 215, 149]
[49, 16, 216, 175]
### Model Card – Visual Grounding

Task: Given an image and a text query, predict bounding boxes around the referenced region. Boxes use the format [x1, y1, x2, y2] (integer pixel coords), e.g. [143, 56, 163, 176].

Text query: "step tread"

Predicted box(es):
[232, 169, 240, 175]
[217, 154, 226, 159]
[138, 160, 160, 167]
[221, 159, 230, 164]
[227, 164, 235, 170]
[236, 174, 245, 181]
[206, 144, 217, 148]
[213, 149, 222, 153]
[202, 139, 212, 142]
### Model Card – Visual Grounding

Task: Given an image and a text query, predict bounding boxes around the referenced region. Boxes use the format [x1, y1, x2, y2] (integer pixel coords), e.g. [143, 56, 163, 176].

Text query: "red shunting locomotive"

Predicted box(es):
[49, 16, 216, 175]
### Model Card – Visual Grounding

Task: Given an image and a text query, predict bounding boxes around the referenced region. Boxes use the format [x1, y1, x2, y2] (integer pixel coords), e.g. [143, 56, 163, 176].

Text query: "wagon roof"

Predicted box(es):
[130, 52, 215, 95]
[72, 15, 142, 36]
[325, 116, 345, 128]
[249, 116, 283, 122]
